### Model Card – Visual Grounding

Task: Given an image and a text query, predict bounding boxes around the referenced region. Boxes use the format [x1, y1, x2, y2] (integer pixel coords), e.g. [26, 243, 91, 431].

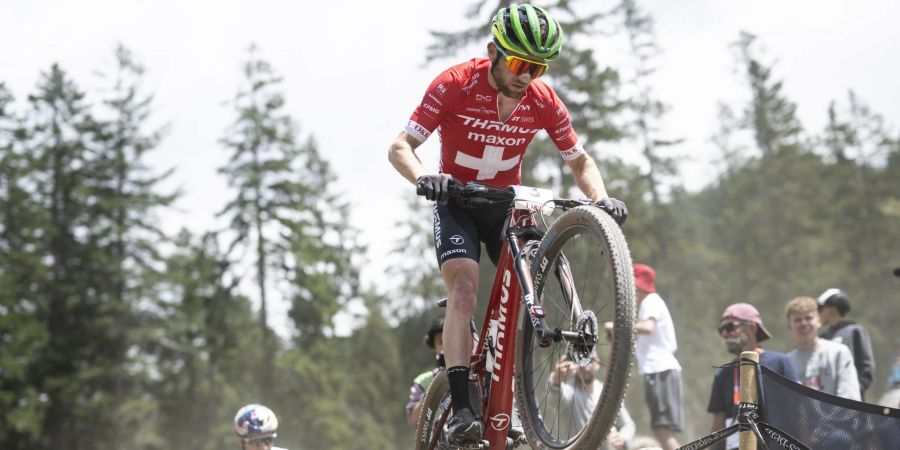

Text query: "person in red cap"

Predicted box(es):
[705, 303, 798, 450]
[629, 263, 683, 450]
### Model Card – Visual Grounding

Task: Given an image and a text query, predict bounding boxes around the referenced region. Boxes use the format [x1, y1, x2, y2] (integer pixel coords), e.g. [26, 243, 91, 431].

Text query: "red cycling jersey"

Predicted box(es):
[405, 58, 583, 187]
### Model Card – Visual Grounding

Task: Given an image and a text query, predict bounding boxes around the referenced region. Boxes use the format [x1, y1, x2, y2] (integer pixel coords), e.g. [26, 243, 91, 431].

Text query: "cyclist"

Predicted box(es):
[388, 3, 627, 445]
[233, 404, 288, 450]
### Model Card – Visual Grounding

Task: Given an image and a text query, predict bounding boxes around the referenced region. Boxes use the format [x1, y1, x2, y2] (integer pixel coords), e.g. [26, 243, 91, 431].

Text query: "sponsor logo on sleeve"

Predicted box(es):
[436, 83, 447, 95]
[553, 123, 572, 136]
[559, 144, 584, 160]
[461, 73, 480, 93]
[422, 103, 440, 115]
[405, 120, 432, 142]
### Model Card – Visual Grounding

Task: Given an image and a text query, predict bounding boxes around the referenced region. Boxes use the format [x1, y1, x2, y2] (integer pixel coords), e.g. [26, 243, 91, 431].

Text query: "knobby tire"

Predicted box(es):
[414, 369, 451, 450]
[515, 206, 636, 449]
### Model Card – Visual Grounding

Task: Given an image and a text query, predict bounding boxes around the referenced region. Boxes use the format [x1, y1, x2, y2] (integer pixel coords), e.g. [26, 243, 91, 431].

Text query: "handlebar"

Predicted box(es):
[417, 180, 592, 211]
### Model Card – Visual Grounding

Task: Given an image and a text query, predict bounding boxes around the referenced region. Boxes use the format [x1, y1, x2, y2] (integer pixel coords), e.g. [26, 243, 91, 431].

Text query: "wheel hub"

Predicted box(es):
[570, 310, 598, 366]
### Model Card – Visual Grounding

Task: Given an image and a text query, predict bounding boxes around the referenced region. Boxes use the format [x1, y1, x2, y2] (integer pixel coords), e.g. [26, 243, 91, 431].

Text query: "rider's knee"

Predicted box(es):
[449, 280, 477, 306]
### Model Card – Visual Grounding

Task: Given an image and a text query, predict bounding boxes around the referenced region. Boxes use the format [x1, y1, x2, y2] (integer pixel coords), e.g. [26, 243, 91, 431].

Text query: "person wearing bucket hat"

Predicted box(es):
[628, 263, 683, 450]
[816, 288, 876, 400]
[706, 303, 798, 450]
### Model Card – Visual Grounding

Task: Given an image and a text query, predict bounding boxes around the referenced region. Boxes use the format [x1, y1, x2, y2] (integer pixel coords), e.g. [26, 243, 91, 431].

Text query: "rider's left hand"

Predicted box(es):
[595, 197, 628, 225]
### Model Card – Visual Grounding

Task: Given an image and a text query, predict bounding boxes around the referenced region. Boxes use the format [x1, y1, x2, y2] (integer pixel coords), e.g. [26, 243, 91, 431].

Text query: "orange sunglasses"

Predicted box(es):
[494, 44, 549, 78]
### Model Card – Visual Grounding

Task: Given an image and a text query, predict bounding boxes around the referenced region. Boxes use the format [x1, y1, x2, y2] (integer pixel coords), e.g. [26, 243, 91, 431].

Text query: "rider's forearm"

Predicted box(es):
[388, 133, 430, 184]
[566, 154, 609, 202]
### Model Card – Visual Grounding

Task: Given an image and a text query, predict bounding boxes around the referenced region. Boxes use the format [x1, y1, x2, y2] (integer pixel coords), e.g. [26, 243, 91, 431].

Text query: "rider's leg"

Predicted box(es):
[441, 257, 479, 413]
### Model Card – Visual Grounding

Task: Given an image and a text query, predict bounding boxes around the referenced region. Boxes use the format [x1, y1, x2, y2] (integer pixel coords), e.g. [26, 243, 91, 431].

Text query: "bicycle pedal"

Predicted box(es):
[505, 436, 527, 449]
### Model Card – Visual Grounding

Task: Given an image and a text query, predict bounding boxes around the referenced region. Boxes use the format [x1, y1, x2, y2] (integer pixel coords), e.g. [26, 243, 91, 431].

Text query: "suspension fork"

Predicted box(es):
[513, 234, 591, 349]
[507, 231, 553, 346]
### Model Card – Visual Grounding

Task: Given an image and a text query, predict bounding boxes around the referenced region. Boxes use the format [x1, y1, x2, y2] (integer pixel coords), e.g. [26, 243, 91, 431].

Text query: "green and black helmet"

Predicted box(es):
[491, 3, 564, 61]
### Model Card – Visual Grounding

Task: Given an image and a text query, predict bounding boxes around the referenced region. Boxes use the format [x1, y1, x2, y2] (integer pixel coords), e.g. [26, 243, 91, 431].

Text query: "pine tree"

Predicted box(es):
[217, 44, 299, 397]
[734, 32, 804, 156]
[0, 83, 51, 448]
[283, 134, 362, 349]
[23, 63, 125, 450]
[617, 0, 682, 262]
[90, 44, 178, 447]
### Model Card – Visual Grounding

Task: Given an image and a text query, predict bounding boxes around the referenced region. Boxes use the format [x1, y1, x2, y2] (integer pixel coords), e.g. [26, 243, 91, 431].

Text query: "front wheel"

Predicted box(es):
[515, 206, 635, 449]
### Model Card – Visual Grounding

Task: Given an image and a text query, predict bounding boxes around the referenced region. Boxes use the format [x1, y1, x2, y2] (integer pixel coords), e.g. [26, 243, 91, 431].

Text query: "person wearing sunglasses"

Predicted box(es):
[388, 3, 628, 446]
[233, 404, 288, 450]
[705, 303, 798, 450]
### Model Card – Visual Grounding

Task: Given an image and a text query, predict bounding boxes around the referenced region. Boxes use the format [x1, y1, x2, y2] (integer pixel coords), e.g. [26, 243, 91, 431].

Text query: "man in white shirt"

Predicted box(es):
[610, 263, 682, 450]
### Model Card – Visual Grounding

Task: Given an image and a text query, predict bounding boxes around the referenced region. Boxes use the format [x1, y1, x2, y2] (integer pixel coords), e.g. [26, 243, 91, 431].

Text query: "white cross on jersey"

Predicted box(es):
[454, 146, 520, 180]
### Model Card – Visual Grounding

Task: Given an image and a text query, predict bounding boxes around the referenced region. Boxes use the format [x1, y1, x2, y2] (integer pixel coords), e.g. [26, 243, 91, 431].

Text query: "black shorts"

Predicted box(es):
[433, 200, 508, 267]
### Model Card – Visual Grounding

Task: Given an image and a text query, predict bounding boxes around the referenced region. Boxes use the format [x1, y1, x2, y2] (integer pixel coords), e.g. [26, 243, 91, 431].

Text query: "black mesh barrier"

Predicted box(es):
[759, 366, 900, 449]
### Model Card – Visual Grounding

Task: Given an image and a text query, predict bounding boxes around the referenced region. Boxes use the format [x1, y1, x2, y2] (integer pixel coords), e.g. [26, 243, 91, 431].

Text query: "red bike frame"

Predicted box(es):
[470, 207, 541, 449]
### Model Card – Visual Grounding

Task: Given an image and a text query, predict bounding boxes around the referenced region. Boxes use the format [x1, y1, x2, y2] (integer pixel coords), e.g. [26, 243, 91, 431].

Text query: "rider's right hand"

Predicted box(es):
[416, 174, 457, 204]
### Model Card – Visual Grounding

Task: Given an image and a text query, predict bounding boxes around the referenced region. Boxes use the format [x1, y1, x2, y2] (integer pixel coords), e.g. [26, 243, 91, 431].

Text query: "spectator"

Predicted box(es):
[406, 316, 445, 428]
[706, 303, 798, 450]
[607, 263, 682, 450]
[548, 354, 636, 449]
[816, 288, 876, 400]
[784, 296, 860, 400]
[233, 404, 288, 450]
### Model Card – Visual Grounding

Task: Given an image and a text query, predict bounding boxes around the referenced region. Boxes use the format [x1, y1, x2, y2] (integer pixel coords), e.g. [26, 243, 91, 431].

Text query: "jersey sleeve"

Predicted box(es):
[535, 83, 583, 160]
[405, 68, 462, 143]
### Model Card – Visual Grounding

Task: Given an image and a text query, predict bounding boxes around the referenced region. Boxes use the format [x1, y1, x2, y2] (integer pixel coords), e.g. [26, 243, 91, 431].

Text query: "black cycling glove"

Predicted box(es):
[595, 197, 628, 226]
[416, 174, 457, 204]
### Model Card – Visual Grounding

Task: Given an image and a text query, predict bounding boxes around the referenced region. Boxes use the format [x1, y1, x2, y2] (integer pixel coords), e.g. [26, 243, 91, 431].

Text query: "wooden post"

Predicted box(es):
[738, 350, 760, 450]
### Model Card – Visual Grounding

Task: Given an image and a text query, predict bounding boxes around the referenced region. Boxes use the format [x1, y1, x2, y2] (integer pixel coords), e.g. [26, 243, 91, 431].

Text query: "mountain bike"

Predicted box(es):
[413, 182, 636, 450]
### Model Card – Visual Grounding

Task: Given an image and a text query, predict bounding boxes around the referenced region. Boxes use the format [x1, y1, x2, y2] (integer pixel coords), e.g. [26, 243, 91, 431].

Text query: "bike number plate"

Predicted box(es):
[511, 185, 555, 214]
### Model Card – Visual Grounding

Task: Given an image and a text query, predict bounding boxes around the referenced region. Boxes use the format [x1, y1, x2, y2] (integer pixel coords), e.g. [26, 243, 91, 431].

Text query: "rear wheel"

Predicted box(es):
[515, 206, 635, 449]
[414, 369, 452, 450]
